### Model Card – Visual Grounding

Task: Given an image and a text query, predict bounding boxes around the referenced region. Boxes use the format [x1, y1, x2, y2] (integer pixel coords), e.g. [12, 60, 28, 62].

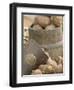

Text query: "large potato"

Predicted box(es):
[34, 16, 51, 28]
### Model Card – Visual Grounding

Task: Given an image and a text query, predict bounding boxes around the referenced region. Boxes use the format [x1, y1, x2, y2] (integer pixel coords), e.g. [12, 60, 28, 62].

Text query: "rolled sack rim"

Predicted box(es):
[29, 27, 62, 31]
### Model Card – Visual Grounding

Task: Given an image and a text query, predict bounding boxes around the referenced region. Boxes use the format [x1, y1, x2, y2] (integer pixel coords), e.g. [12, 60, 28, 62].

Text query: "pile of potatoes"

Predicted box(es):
[31, 16, 63, 31]
[31, 56, 63, 75]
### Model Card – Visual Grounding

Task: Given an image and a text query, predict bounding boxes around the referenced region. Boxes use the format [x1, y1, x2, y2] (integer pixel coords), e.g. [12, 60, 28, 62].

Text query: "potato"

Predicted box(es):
[45, 24, 55, 31]
[39, 64, 55, 74]
[32, 24, 43, 30]
[34, 16, 51, 28]
[47, 57, 58, 69]
[58, 56, 63, 64]
[58, 16, 63, 24]
[56, 56, 63, 65]
[32, 69, 42, 74]
[53, 16, 61, 27]
[23, 16, 34, 29]
[56, 64, 63, 73]
[39, 65, 47, 73]
[46, 65, 55, 74]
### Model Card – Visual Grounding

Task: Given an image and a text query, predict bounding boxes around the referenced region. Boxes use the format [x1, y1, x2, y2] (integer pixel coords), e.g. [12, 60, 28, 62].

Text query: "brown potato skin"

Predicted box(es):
[34, 16, 51, 28]
[53, 16, 61, 27]
[56, 64, 63, 73]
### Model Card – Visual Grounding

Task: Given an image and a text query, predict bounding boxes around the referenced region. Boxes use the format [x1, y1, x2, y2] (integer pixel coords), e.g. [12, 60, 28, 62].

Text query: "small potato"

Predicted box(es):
[47, 57, 58, 69]
[56, 64, 63, 73]
[32, 69, 42, 74]
[39, 65, 48, 74]
[53, 16, 61, 27]
[39, 64, 55, 74]
[32, 24, 43, 30]
[34, 16, 51, 28]
[45, 24, 55, 31]
[57, 56, 63, 65]
[58, 16, 63, 24]
[56, 56, 63, 65]
[46, 65, 55, 74]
